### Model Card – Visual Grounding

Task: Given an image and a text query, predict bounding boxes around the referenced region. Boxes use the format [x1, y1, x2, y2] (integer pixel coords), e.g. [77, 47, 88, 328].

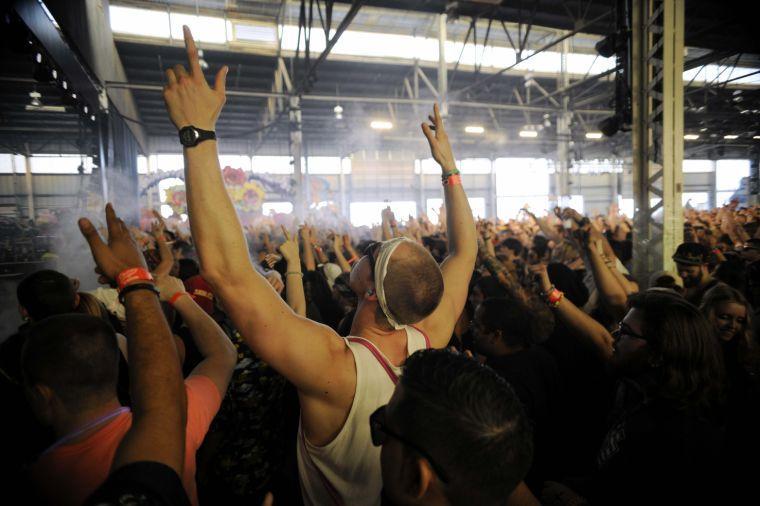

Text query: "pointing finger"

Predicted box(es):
[183, 25, 203, 77]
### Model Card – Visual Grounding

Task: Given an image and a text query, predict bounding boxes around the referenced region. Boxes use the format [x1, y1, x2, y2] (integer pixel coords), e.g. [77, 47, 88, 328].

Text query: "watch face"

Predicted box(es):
[180, 127, 199, 145]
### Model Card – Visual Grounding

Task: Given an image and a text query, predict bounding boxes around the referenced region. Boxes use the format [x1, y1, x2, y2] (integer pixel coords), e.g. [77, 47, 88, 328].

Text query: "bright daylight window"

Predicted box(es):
[350, 201, 417, 227]
[252, 156, 293, 174]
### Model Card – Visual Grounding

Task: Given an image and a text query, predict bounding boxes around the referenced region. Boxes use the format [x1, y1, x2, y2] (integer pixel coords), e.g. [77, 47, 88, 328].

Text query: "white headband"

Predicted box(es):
[374, 237, 408, 330]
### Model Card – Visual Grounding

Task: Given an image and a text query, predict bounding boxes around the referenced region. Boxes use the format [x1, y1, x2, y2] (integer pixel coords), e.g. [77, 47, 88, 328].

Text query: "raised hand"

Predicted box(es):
[528, 262, 552, 293]
[163, 25, 227, 131]
[421, 103, 456, 173]
[155, 275, 187, 302]
[78, 203, 148, 281]
[278, 226, 300, 265]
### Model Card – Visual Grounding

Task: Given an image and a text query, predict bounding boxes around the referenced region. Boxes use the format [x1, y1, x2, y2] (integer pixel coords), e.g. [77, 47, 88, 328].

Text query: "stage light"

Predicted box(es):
[724, 134, 739, 139]
[465, 125, 484, 134]
[333, 105, 343, 120]
[595, 33, 617, 58]
[28, 91, 42, 108]
[598, 115, 625, 137]
[585, 132, 603, 140]
[519, 129, 538, 138]
[370, 120, 393, 130]
[754, 135, 760, 140]
[684, 134, 700, 140]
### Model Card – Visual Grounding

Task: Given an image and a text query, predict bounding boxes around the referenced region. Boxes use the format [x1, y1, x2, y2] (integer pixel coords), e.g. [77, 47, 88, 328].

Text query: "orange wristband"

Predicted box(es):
[445, 174, 462, 186]
[117, 268, 154, 291]
[169, 291, 188, 306]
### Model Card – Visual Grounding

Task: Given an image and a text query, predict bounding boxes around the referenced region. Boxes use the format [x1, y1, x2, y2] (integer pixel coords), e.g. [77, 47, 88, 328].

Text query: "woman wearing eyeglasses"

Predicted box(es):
[530, 263, 725, 505]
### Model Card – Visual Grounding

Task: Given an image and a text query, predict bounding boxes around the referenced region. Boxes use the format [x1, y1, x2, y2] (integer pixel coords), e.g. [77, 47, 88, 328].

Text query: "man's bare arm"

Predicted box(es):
[162, 26, 351, 400]
[419, 104, 478, 347]
[79, 205, 186, 475]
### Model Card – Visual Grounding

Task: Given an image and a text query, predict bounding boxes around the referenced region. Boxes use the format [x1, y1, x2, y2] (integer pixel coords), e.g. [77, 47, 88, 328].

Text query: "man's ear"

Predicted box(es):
[410, 457, 436, 500]
[26, 383, 56, 423]
[74, 292, 81, 308]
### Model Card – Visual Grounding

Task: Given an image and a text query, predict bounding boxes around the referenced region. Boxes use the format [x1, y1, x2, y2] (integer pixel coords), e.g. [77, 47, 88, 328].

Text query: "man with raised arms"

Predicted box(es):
[162, 26, 477, 505]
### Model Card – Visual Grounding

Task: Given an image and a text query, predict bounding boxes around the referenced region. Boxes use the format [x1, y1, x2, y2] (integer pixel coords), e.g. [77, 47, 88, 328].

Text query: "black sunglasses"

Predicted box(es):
[612, 322, 646, 342]
[363, 241, 382, 277]
[369, 405, 450, 483]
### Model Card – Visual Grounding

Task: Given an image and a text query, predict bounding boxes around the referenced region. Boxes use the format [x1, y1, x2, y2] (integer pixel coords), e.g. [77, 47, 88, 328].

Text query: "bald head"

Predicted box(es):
[383, 241, 444, 325]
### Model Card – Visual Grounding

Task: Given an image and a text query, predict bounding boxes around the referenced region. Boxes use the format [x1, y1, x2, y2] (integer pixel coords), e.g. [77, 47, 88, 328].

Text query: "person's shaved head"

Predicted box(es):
[383, 241, 444, 325]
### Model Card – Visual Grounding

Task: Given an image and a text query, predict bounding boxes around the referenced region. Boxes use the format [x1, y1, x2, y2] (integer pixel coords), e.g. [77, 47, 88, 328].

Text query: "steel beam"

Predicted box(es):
[438, 13, 448, 116]
[455, 10, 612, 96]
[13, 0, 102, 113]
[631, 0, 684, 283]
[105, 81, 613, 115]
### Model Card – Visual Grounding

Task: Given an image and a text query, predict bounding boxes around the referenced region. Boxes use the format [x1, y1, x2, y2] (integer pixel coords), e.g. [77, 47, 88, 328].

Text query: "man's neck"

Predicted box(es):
[351, 303, 409, 366]
[53, 398, 123, 441]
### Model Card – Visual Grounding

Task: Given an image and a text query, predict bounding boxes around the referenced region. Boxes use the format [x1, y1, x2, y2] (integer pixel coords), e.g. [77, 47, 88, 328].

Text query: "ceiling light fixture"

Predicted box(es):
[370, 120, 393, 130]
[754, 135, 760, 140]
[585, 132, 603, 139]
[333, 104, 343, 120]
[519, 125, 538, 138]
[465, 125, 485, 134]
[684, 134, 700, 140]
[723, 134, 739, 139]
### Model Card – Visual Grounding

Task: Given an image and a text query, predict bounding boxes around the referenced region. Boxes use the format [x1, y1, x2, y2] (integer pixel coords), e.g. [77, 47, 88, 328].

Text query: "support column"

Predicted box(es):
[556, 37, 572, 205]
[24, 149, 35, 221]
[418, 163, 425, 217]
[708, 160, 717, 209]
[631, 0, 684, 283]
[748, 154, 758, 206]
[489, 158, 497, 218]
[289, 96, 305, 218]
[438, 14, 448, 116]
[338, 158, 346, 217]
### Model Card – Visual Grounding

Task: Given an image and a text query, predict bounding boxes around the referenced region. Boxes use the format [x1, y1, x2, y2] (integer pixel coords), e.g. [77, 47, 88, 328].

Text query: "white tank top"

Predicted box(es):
[297, 326, 431, 506]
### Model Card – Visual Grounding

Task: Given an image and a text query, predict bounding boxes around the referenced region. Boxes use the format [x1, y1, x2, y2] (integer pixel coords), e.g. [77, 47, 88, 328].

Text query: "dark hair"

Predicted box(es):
[384, 242, 444, 325]
[477, 297, 534, 348]
[397, 349, 533, 505]
[499, 238, 523, 257]
[22, 314, 119, 410]
[532, 235, 549, 260]
[713, 256, 747, 293]
[472, 276, 508, 300]
[177, 258, 200, 281]
[17, 270, 77, 321]
[628, 290, 724, 411]
[172, 239, 194, 257]
[547, 262, 589, 307]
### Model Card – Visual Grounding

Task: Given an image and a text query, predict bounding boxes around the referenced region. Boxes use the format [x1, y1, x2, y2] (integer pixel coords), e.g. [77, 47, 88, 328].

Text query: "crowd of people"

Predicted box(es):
[2, 27, 760, 506]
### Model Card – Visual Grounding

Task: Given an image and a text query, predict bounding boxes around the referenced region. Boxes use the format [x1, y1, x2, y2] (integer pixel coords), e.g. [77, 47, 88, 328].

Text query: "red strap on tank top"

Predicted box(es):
[346, 338, 399, 385]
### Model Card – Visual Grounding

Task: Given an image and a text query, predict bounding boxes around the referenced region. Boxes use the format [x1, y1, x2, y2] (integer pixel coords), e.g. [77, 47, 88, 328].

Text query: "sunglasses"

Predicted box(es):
[363, 241, 382, 277]
[612, 322, 646, 342]
[369, 405, 450, 483]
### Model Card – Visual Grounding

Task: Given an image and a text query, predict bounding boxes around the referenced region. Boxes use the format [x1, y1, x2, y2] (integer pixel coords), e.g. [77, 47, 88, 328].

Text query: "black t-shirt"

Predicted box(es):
[84, 461, 190, 506]
[587, 378, 724, 505]
[486, 346, 564, 486]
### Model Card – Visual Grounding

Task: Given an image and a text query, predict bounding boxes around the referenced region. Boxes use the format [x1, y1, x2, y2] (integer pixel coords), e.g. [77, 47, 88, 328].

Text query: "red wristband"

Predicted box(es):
[117, 268, 154, 291]
[169, 291, 188, 307]
[445, 174, 462, 186]
[547, 288, 564, 307]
